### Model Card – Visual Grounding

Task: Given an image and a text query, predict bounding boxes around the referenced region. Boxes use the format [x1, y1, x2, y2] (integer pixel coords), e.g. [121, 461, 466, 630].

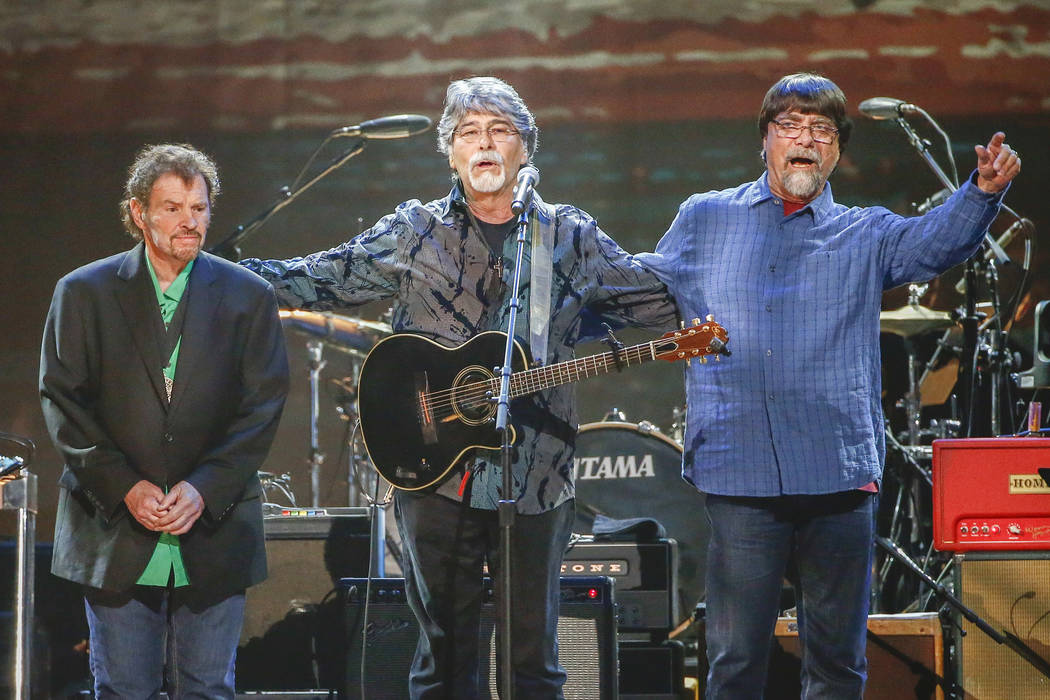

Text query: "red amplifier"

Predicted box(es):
[933, 438, 1050, 551]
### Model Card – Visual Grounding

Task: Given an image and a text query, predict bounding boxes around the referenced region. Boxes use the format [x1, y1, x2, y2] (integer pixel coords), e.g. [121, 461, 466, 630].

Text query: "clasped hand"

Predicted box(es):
[124, 479, 204, 535]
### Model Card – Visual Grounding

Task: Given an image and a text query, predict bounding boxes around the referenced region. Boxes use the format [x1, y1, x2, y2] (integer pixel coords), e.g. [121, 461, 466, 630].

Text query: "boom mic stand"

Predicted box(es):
[208, 141, 366, 261]
[876, 536, 1050, 682]
[889, 112, 1009, 437]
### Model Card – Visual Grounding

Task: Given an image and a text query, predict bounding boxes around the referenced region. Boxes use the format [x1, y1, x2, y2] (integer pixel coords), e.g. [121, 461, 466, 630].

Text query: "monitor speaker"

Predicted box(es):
[236, 510, 376, 692]
[953, 552, 1050, 699]
[342, 576, 617, 699]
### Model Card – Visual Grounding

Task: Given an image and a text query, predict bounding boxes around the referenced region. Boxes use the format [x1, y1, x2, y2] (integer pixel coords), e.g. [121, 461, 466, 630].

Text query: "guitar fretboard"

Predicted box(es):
[502, 338, 677, 397]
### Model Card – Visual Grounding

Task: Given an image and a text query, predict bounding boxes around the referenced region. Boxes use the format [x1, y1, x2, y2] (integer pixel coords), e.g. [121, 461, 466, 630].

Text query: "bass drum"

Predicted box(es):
[572, 421, 710, 618]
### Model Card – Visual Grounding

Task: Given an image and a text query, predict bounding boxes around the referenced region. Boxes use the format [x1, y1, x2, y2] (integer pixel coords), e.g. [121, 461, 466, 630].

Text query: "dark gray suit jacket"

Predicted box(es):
[40, 243, 290, 598]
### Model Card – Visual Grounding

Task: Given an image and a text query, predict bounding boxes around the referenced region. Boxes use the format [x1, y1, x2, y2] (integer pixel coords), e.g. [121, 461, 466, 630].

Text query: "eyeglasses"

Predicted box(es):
[454, 125, 520, 143]
[770, 119, 839, 144]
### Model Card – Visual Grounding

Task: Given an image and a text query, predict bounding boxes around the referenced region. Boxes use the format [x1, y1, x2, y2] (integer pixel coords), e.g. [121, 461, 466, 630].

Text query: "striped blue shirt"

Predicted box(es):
[636, 171, 1004, 497]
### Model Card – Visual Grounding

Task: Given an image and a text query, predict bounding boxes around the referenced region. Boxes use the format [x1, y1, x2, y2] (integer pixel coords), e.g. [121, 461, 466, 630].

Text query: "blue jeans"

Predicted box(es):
[84, 585, 245, 699]
[704, 491, 875, 700]
[395, 491, 575, 699]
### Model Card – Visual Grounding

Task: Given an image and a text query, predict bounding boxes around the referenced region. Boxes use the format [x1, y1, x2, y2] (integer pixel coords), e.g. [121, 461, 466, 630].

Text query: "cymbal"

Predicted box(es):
[879, 304, 954, 337]
[279, 310, 391, 353]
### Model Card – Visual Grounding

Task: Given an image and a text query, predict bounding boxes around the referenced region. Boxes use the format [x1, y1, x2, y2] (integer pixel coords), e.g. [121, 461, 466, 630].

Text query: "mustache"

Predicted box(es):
[785, 146, 822, 166]
[468, 150, 504, 168]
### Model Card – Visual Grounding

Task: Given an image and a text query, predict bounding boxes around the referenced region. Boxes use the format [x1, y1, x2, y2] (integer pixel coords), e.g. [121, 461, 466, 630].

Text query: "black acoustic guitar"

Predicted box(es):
[357, 318, 729, 490]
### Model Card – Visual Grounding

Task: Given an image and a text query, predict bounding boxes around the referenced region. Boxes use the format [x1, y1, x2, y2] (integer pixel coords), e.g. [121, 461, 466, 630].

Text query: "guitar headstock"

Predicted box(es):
[653, 315, 730, 364]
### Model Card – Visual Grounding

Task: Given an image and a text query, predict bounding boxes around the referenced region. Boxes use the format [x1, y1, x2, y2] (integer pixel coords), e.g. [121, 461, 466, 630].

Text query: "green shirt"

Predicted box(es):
[135, 255, 195, 587]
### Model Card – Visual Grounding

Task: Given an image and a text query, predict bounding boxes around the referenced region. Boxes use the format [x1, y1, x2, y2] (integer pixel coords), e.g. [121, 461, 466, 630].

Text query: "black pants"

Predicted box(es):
[394, 490, 575, 699]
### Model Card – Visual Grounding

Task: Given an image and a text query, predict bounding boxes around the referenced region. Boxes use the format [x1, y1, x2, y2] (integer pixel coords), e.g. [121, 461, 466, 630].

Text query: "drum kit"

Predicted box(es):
[265, 309, 392, 511]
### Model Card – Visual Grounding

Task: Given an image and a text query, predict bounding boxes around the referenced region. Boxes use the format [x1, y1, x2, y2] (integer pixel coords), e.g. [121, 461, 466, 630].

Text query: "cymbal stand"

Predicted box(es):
[307, 340, 326, 508]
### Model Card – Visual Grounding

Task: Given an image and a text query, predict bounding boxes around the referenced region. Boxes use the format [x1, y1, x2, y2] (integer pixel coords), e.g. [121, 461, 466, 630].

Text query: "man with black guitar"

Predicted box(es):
[242, 76, 678, 698]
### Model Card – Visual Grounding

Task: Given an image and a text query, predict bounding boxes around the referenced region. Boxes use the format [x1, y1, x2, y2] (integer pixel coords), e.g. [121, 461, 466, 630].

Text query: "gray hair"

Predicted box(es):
[121, 143, 220, 240]
[436, 77, 538, 162]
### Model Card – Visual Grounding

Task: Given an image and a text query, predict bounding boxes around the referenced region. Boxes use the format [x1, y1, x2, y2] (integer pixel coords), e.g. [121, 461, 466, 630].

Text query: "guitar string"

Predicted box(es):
[416, 350, 646, 419]
[420, 343, 655, 406]
[413, 330, 719, 419]
[418, 342, 664, 418]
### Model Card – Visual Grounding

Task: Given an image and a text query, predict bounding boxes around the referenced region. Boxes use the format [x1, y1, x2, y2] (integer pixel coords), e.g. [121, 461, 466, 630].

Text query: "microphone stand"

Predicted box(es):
[876, 537, 1050, 682]
[207, 140, 366, 261]
[892, 115, 1007, 437]
[494, 203, 531, 700]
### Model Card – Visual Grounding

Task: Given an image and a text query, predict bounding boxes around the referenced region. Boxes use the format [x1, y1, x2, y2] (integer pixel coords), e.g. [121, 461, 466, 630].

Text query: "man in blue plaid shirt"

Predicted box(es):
[637, 73, 1020, 698]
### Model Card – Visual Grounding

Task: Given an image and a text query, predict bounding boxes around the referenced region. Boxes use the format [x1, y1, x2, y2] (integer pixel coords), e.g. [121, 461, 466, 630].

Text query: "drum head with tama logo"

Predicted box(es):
[572, 421, 710, 623]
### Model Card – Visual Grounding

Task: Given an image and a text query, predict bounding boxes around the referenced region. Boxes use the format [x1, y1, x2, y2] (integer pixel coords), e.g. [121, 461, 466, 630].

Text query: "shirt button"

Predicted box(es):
[773, 199, 781, 205]
[766, 349, 772, 357]
[768, 394, 775, 401]
[769, 264, 776, 273]
[164, 433, 174, 443]
[766, 304, 772, 312]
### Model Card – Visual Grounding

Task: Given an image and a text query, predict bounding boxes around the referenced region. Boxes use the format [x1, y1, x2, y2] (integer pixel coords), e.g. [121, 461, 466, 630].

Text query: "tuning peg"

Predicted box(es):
[691, 317, 701, 326]
[700, 356, 708, 364]
[706, 314, 714, 322]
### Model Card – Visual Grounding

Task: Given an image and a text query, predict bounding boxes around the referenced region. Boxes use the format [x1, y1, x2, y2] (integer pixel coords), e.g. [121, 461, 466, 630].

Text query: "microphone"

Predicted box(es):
[954, 218, 1032, 292]
[982, 218, 1032, 261]
[511, 165, 540, 215]
[914, 188, 950, 214]
[858, 97, 922, 120]
[331, 114, 432, 139]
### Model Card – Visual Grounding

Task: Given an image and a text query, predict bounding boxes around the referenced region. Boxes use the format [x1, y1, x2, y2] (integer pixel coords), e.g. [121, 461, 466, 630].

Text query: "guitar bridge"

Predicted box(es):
[415, 371, 439, 445]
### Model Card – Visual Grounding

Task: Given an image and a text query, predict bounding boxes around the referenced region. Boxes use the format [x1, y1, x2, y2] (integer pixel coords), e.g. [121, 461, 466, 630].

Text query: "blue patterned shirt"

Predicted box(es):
[636, 171, 1004, 497]
[241, 185, 676, 513]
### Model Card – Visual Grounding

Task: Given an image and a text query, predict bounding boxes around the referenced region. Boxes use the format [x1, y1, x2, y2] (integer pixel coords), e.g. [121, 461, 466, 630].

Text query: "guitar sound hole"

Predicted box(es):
[451, 366, 497, 425]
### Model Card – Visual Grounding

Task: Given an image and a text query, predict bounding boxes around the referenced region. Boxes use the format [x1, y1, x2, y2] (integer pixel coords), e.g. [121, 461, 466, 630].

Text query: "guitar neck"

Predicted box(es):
[509, 340, 659, 397]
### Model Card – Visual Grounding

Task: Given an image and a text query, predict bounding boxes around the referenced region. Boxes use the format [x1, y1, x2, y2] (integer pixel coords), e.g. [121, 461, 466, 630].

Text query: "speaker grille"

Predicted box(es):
[955, 552, 1050, 699]
[343, 577, 617, 699]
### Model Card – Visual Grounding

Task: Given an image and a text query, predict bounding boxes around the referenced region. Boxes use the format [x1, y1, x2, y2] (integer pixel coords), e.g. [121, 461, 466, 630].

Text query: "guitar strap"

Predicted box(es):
[529, 208, 552, 366]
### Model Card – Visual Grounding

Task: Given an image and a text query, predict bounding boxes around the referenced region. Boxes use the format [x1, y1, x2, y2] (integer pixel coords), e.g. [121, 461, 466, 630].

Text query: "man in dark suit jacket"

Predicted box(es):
[39, 143, 290, 699]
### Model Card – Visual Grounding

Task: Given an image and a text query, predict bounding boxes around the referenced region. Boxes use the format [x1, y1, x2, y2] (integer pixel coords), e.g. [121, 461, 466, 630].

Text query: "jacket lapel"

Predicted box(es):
[167, 252, 223, 413]
[114, 244, 170, 408]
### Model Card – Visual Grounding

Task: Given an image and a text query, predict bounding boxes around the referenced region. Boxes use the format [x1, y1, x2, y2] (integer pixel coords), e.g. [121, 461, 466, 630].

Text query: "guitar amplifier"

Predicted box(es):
[561, 536, 678, 631]
[932, 438, 1050, 551]
[342, 576, 617, 699]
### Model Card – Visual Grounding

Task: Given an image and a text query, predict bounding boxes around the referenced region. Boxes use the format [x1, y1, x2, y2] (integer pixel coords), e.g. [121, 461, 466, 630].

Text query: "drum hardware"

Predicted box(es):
[278, 310, 391, 508]
[573, 419, 709, 627]
[1, 432, 36, 700]
[279, 309, 392, 357]
[259, 470, 297, 512]
[669, 406, 685, 445]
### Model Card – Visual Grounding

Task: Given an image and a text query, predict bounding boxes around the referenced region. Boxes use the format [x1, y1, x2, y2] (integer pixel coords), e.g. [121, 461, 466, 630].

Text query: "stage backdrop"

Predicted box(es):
[1, 1, 1047, 539]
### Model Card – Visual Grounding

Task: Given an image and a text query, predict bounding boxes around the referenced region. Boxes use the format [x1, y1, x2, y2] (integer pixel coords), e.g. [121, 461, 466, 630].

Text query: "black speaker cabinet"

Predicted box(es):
[562, 537, 678, 631]
[236, 509, 375, 692]
[618, 639, 686, 700]
[342, 576, 618, 699]
[953, 551, 1050, 699]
